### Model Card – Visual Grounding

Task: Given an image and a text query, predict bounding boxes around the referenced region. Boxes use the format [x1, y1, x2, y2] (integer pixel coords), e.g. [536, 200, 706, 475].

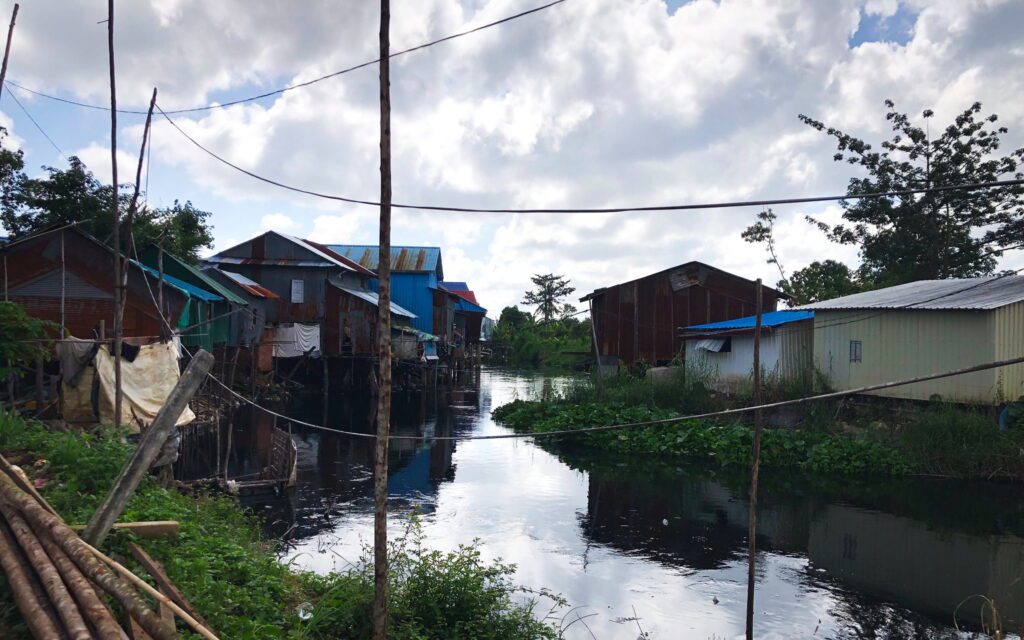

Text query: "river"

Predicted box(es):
[252, 368, 1023, 639]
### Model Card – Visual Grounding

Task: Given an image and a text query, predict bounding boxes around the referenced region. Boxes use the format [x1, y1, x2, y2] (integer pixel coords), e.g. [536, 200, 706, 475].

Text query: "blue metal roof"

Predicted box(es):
[684, 310, 813, 331]
[440, 281, 468, 290]
[454, 298, 486, 314]
[326, 245, 442, 275]
[132, 261, 224, 302]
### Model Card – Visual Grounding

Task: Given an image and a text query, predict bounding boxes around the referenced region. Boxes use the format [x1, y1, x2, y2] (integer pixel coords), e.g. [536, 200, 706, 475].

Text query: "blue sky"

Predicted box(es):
[3, 0, 1023, 314]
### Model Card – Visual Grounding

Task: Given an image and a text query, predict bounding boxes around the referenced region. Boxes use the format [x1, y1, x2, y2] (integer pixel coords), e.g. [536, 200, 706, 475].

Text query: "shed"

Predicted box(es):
[0, 224, 191, 339]
[202, 267, 279, 347]
[581, 261, 786, 368]
[798, 276, 1024, 404]
[681, 310, 814, 391]
[441, 282, 487, 346]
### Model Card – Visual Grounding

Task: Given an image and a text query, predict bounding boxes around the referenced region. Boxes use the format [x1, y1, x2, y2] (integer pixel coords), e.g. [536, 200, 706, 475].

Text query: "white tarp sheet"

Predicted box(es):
[693, 338, 727, 353]
[94, 339, 195, 433]
[272, 323, 321, 358]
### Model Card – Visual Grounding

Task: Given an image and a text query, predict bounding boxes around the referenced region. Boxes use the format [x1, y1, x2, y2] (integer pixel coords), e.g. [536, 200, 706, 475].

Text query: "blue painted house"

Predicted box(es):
[326, 245, 452, 341]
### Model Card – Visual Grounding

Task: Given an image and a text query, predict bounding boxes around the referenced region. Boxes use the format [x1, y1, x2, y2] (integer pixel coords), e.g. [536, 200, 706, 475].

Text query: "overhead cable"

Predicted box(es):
[3, 0, 566, 115]
[153, 104, 1024, 214]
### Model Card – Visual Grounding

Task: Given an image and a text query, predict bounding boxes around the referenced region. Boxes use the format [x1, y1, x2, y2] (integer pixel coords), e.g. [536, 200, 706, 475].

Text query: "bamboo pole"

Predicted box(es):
[745, 279, 764, 640]
[373, 0, 393, 637]
[0, 517, 65, 639]
[0, 3, 19, 103]
[107, 0, 123, 428]
[0, 469, 176, 639]
[0, 501, 92, 639]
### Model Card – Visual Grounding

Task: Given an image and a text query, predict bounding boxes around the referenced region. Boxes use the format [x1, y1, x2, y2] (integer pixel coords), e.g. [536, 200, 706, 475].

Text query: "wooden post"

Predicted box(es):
[745, 279, 764, 640]
[83, 349, 214, 546]
[372, 0, 393, 637]
[59, 230, 65, 335]
[322, 355, 329, 429]
[0, 4, 19, 103]
[157, 240, 165, 338]
[107, 0, 123, 428]
[34, 355, 43, 416]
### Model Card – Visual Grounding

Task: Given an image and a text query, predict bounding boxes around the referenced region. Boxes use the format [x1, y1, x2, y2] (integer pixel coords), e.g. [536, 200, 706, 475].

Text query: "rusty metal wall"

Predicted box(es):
[324, 284, 379, 356]
[590, 264, 780, 367]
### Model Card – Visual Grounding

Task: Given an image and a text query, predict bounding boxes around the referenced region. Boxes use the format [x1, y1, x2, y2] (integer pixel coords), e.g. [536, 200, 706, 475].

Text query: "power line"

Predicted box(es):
[3, 0, 566, 116]
[4, 87, 66, 159]
[153, 105, 1024, 214]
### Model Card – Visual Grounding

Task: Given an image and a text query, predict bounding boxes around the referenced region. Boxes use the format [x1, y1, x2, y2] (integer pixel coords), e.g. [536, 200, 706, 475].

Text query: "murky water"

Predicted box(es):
[257, 368, 1023, 639]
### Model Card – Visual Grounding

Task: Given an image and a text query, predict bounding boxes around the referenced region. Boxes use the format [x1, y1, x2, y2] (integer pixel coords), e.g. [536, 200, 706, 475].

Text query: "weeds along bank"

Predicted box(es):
[0, 413, 563, 639]
[491, 369, 1024, 480]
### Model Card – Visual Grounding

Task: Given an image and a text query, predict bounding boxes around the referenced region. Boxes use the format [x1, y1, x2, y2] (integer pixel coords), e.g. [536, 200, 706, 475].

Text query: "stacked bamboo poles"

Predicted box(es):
[0, 454, 217, 639]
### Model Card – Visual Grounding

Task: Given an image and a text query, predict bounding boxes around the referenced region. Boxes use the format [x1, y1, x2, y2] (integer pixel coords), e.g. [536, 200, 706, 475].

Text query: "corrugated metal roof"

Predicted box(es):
[796, 276, 1024, 311]
[454, 298, 486, 314]
[303, 239, 376, 276]
[211, 268, 280, 299]
[326, 245, 442, 274]
[133, 261, 223, 302]
[440, 281, 468, 290]
[141, 249, 248, 306]
[684, 310, 814, 331]
[333, 284, 417, 318]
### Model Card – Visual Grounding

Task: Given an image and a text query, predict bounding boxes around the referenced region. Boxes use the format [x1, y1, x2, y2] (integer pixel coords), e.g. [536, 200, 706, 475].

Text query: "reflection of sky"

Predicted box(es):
[282, 370, 1021, 639]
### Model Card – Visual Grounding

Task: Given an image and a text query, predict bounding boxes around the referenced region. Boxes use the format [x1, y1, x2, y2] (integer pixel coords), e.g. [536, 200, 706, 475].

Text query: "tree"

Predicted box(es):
[0, 302, 54, 383]
[741, 209, 788, 284]
[800, 100, 1024, 287]
[496, 305, 533, 331]
[521, 274, 575, 323]
[781, 260, 860, 305]
[0, 139, 214, 262]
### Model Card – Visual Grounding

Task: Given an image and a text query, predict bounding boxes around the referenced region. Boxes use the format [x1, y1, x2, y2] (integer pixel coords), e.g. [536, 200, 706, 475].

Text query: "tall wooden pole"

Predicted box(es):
[372, 0, 393, 637]
[745, 279, 764, 640]
[0, 4, 19, 103]
[107, 0, 123, 427]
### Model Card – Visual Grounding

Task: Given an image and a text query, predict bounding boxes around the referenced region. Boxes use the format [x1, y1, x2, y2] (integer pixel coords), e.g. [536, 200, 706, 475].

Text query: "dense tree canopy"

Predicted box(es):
[0, 129, 215, 261]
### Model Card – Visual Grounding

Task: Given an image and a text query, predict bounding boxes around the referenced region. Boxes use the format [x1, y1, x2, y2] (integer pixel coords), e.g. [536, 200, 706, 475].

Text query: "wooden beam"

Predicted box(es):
[83, 350, 214, 546]
[129, 542, 209, 629]
[71, 521, 179, 539]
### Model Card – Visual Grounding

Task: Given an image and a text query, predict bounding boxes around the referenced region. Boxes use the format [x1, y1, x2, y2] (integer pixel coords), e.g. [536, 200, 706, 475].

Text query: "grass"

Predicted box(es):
[0, 412, 565, 639]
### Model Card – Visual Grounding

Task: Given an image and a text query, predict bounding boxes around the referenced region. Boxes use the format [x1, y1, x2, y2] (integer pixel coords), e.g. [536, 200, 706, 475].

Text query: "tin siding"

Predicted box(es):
[813, 309, 997, 403]
[776, 320, 814, 383]
[993, 301, 1024, 401]
[388, 273, 434, 334]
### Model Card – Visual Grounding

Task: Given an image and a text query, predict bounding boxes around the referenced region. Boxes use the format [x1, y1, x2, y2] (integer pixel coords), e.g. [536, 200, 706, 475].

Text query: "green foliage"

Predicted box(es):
[780, 260, 861, 305]
[520, 274, 575, 323]
[490, 305, 591, 369]
[801, 100, 1024, 287]
[303, 523, 563, 640]
[0, 302, 56, 383]
[0, 134, 215, 261]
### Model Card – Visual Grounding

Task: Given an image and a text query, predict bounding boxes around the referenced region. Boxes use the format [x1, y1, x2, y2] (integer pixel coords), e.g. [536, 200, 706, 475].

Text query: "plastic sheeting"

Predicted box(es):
[94, 339, 195, 433]
[272, 323, 321, 358]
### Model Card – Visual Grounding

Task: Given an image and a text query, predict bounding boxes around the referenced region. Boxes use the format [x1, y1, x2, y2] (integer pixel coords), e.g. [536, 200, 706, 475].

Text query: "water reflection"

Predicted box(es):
[269, 369, 1023, 639]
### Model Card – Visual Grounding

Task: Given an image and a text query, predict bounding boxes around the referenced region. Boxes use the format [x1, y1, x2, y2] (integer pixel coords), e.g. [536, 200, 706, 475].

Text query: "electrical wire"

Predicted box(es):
[2, 0, 566, 115]
[153, 104, 1024, 214]
[4, 88, 67, 160]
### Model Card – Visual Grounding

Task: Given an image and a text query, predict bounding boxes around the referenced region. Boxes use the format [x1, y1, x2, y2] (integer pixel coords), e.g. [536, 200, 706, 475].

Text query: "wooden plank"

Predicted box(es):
[71, 521, 179, 539]
[128, 542, 209, 629]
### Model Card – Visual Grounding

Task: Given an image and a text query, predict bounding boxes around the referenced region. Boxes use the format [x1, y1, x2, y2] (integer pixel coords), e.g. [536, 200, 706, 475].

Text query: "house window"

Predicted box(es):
[849, 340, 862, 363]
[290, 279, 305, 304]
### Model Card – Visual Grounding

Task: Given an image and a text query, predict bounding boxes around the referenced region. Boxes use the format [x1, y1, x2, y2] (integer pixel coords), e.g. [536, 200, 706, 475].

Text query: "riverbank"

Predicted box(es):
[492, 371, 1024, 480]
[0, 413, 563, 639]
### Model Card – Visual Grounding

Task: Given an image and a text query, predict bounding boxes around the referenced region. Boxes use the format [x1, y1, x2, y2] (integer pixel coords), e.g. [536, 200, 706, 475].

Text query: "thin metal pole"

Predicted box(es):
[745, 279, 764, 640]
[372, 0, 393, 636]
[0, 4, 19, 103]
[107, 0, 123, 427]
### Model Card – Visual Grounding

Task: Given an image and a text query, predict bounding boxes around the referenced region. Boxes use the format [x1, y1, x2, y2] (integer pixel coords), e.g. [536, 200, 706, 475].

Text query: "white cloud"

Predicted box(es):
[260, 212, 299, 232]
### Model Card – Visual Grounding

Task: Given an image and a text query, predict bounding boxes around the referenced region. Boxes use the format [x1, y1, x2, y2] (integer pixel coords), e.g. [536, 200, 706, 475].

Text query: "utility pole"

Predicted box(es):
[745, 280, 764, 640]
[372, 0, 393, 638]
[0, 4, 19, 103]
[107, 0, 123, 427]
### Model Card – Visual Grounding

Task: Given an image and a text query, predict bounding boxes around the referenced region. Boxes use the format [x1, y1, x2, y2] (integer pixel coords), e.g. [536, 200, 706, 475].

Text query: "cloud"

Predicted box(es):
[260, 212, 299, 232]
[9, 0, 1024, 314]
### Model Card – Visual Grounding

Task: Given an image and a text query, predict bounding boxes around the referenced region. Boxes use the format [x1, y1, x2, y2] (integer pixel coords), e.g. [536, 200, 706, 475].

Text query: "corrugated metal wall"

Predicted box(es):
[388, 273, 435, 334]
[776, 320, 814, 383]
[993, 301, 1024, 401]
[813, 309, 997, 403]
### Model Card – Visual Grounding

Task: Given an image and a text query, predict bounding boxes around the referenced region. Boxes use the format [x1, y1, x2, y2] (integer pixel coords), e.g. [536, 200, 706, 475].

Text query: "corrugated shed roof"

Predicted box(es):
[133, 261, 223, 302]
[440, 281, 468, 290]
[683, 310, 814, 332]
[303, 239, 376, 276]
[326, 245, 442, 274]
[796, 276, 1024, 311]
[454, 297, 487, 314]
[140, 249, 248, 306]
[211, 268, 280, 299]
[332, 284, 417, 318]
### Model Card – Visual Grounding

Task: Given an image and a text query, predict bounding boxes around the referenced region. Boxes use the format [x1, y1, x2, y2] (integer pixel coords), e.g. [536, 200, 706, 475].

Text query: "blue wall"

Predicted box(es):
[368, 272, 436, 334]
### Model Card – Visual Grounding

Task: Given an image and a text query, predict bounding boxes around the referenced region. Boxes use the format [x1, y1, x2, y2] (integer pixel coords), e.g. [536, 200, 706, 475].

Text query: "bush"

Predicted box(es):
[0, 302, 55, 383]
[302, 522, 563, 640]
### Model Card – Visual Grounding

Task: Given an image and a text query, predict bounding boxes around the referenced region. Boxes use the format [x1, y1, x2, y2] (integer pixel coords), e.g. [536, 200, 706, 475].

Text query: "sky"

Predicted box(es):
[2, 0, 1024, 316]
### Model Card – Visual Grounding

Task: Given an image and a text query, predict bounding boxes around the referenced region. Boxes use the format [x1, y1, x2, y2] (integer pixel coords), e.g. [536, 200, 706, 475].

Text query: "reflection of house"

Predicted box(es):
[581, 262, 786, 368]
[681, 311, 814, 391]
[799, 277, 1024, 403]
[807, 503, 1024, 627]
[0, 224, 191, 338]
